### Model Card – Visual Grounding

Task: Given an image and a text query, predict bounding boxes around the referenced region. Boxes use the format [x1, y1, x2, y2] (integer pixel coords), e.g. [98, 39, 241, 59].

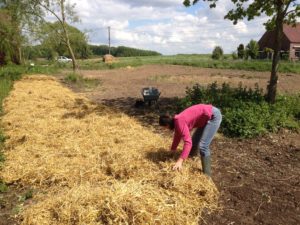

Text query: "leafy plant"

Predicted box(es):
[246, 40, 259, 60]
[18, 189, 33, 202]
[178, 82, 300, 138]
[0, 181, 8, 193]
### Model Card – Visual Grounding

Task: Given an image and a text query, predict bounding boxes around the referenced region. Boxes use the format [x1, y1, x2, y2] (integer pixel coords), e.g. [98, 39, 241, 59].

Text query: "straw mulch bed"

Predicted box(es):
[0, 75, 219, 224]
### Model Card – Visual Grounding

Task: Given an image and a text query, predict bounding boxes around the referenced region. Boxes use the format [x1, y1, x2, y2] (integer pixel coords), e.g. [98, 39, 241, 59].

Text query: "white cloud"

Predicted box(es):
[115, 0, 183, 8]
[66, 0, 269, 54]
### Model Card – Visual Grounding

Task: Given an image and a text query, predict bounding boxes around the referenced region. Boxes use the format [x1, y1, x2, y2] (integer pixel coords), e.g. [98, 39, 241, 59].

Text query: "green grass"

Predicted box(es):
[26, 55, 300, 73]
[58, 55, 300, 73]
[0, 78, 13, 112]
[64, 72, 101, 90]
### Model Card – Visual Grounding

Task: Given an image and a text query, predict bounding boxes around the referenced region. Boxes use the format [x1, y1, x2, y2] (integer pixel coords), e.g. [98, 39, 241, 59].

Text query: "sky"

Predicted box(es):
[65, 0, 271, 55]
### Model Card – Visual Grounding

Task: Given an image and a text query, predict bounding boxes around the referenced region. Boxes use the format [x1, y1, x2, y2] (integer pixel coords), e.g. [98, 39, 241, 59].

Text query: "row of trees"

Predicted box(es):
[211, 40, 260, 60]
[236, 41, 259, 60]
[25, 42, 162, 60]
[237, 44, 284, 61]
[90, 45, 161, 57]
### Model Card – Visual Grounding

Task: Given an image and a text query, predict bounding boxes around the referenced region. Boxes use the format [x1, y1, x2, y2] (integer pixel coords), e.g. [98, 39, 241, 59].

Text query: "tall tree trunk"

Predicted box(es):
[267, 8, 284, 103]
[65, 32, 77, 72]
[18, 45, 23, 65]
[60, 0, 77, 72]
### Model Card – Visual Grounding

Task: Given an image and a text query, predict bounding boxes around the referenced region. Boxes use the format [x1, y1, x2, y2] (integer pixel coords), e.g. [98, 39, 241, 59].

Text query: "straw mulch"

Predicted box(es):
[0, 75, 219, 225]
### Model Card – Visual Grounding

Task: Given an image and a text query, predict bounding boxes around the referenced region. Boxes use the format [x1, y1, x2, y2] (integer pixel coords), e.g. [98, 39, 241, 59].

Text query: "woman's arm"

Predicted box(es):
[179, 123, 192, 160]
[172, 120, 192, 170]
[170, 130, 181, 151]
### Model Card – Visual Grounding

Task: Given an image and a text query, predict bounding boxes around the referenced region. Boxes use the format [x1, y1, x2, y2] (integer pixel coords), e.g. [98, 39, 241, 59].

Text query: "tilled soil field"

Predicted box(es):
[80, 64, 300, 101]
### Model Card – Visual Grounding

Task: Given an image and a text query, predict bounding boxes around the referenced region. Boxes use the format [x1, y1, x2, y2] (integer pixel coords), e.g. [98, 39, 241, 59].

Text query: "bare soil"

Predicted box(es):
[81, 64, 300, 101]
[1, 65, 299, 224]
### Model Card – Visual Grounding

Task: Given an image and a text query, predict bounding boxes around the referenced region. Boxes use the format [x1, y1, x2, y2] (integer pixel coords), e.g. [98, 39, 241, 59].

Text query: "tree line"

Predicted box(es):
[89, 45, 161, 57]
[212, 40, 260, 60]
[24, 43, 161, 60]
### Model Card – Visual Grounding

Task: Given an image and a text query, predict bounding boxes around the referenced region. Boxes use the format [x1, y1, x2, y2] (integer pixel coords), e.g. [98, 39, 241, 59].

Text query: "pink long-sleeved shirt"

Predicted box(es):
[171, 104, 213, 159]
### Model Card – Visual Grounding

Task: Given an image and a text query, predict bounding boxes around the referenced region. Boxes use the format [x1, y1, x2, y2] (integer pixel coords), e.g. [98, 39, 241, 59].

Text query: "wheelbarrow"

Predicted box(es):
[141, 87, 161, 106]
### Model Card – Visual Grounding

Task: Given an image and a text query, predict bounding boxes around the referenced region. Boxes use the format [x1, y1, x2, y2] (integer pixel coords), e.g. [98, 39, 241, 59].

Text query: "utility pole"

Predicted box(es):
[108, 26, 111, 55]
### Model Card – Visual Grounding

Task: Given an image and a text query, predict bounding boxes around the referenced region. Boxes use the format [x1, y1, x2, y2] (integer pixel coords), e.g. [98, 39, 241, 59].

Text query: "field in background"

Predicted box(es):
[30, 54, 300, 73]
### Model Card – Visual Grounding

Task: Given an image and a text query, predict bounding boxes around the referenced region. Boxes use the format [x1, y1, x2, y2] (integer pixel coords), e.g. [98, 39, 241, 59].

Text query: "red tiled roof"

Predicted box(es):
[283, 23, 300, 43]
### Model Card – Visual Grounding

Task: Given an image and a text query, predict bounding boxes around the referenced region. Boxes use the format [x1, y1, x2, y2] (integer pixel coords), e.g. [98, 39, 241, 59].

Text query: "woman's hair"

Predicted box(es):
[159, 114, 175, 130]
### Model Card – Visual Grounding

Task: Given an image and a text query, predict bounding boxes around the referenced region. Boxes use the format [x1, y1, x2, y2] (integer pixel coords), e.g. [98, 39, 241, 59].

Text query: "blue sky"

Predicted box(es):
[65, 0, 284, 55]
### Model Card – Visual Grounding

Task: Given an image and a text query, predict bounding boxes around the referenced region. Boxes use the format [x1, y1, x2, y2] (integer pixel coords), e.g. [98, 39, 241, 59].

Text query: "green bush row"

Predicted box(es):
[178, 83, 300, 138]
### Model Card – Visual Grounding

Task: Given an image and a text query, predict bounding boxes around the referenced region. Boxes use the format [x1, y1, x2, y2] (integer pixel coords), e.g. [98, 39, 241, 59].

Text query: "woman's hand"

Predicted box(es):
[172, 158, 184, 171]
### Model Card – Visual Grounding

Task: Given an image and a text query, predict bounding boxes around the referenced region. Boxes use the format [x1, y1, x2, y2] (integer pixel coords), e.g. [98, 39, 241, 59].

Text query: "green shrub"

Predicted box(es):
[237, 44, 245, 59]
[178, 83, 300, 138]
[65, 72, 81, 83]
[0, 181, 8, 193]
[0, 66, 23, 80]
[178, 82, 265, 109]
[212, 46, 223, 60]
[232, 52, 238, 60]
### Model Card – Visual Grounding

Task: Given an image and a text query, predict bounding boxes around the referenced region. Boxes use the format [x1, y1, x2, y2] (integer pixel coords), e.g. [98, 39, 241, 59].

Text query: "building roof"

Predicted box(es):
[283, 23, 300, 43]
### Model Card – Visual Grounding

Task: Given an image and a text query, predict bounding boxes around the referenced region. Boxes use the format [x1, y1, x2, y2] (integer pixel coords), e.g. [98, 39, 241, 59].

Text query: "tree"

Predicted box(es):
[246, 40, 259, 59]
[212, 46, 223, 60]
[0, 9, 14, 65]
[28, 0, 79, 72]
[38, 22, 91, 60]
[183, 0, 300, 103]
[0, 0, 42, 65]
[237, 44, 245, 59]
